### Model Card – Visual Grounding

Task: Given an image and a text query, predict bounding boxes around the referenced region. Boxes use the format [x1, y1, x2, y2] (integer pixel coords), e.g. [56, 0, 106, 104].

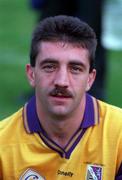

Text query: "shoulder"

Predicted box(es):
[98, 100, 122, 119]
[0, 108, 24, 144]
[97, 99, 122, 132]
[0, 108, 23, 129]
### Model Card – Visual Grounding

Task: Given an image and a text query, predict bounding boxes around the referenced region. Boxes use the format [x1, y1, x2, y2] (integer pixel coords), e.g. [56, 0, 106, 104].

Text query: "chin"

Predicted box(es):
[49, 109, 70, 118]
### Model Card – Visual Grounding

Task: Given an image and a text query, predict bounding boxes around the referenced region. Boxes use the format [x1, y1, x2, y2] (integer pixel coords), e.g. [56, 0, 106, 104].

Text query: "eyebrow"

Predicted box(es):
[39, 58, 58, 66]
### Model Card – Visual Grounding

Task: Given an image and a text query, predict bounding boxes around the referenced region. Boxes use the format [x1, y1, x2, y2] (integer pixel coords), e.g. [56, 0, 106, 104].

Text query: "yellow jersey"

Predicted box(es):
[0, 94, 122, 180]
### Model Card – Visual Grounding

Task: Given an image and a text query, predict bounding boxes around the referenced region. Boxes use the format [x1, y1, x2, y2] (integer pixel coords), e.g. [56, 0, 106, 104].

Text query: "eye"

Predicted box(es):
[70, 65, 83, 74]
[42, 63, 57, 73]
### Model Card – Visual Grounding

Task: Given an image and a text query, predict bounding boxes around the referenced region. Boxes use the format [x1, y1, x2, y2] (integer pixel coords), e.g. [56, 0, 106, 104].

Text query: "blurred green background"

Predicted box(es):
[0, 0, 37, 119]
[0, 0, 122, 120]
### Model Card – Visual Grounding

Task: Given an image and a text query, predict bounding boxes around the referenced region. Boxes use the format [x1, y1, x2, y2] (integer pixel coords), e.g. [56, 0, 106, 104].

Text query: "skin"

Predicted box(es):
[26, 41, 96, 147]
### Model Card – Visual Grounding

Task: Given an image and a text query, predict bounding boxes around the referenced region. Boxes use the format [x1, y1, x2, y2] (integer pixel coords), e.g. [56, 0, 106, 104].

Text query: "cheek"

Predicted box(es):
[71, 80, 85, 97]
[73, 75, 88, 88]
[35, 74, 52, 91]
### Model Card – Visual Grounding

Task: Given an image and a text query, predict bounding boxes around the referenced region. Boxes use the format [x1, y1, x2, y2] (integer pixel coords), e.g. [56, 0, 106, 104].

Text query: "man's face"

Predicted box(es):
[27, 41, 96, 118]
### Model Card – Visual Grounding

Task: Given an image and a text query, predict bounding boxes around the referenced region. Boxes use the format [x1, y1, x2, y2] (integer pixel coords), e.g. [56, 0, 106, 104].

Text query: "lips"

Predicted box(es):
[52, 95, 70, 99]
[50, 94, 71, 106]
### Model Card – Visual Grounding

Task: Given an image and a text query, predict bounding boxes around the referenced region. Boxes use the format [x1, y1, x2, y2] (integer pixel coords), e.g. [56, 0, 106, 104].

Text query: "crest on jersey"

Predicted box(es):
[86, 164, 103, 180]
[19, 169, 45, 180]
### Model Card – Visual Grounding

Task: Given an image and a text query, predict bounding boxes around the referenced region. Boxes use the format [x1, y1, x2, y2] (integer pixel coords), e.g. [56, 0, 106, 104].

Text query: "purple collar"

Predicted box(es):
[23, 93, 99, 134]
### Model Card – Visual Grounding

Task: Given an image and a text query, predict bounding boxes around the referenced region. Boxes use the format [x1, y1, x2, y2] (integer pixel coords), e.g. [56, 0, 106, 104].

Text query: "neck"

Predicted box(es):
[36, 96, 86, 148]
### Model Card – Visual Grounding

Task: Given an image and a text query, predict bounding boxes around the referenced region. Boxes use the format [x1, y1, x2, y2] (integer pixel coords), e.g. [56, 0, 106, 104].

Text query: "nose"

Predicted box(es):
[54, 68, 69, 88]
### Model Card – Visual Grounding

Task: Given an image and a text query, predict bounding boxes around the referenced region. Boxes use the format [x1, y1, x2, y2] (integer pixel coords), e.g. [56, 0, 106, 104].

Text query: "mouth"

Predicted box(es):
[51, 94, 72, 99]
[49, 95, 71, 106]
[49, 89, 73, 106]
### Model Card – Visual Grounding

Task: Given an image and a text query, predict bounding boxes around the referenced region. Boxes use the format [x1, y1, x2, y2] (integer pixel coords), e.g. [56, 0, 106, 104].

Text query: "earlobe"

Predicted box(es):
[26, 64, 35, 87]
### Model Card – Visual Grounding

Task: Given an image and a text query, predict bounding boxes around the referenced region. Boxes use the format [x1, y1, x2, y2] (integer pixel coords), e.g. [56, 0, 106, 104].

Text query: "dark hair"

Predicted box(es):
[30, 15, 97, 72]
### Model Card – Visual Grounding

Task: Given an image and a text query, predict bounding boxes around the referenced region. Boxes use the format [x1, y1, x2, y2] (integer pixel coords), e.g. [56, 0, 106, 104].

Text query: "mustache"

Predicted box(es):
[49, 87, 73, 97]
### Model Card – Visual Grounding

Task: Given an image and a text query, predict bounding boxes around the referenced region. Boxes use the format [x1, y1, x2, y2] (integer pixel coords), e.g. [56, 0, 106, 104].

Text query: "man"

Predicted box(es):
[30, 0, 106, 100]
[0, 15, 122, 179]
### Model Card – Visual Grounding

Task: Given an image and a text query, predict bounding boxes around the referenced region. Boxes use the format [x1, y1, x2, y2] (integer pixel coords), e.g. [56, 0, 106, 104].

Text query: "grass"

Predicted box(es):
[0, 0, 122, 120]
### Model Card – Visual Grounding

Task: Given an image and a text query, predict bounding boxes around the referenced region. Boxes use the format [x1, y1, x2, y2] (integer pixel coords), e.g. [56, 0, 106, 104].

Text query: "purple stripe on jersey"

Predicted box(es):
[65, 128, 87, 159]
[26, 96, 56, 137]
[26, 96, 42, 133]
[81, 94, 95, 128]
[115, 163, 122, 180]
[38, 132, 66, 158]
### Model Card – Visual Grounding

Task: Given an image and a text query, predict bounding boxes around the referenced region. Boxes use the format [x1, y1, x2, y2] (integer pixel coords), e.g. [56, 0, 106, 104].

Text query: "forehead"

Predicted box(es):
[36, 41, 90, 64]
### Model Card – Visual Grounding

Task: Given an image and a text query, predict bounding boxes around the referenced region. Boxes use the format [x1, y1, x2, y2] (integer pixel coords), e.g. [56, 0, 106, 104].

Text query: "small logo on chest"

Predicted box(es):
[86, 164, 103, 180]
[19, 169, 45, 180]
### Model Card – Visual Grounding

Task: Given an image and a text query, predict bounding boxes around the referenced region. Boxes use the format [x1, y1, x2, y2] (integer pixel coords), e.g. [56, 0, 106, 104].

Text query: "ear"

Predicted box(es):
[86, 69, 96, 91]
[26, 64, 35, 87]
